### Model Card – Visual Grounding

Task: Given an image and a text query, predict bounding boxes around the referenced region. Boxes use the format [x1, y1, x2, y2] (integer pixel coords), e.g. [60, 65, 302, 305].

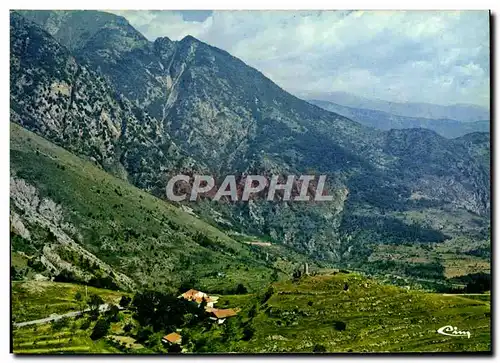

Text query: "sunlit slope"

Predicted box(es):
[240, 273, 490, 353]
[11, 281, 129, 354]
[10, 122, 306, 293]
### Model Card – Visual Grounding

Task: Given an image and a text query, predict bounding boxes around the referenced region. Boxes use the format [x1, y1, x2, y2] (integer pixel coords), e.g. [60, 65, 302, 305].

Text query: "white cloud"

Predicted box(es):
[111, 10, 490, 107]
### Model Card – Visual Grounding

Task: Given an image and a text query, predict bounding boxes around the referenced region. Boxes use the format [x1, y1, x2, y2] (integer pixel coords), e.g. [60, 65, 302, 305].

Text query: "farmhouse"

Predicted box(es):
[162, 332, 182, 345]
[179, 289, 239, 324]
[206, 308, 238, 324]
[179, 289, 219, 308]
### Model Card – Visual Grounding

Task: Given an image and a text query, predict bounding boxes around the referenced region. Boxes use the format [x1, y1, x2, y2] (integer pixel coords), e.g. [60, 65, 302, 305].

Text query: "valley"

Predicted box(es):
[9, 10, 491, 354]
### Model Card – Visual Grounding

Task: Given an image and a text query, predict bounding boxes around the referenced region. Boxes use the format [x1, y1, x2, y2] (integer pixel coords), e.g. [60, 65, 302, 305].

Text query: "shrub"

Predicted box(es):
[333, 321, 346, 331]
[90, 318, 110, 340]
[123, 323, 133, 333]
[119, 295, 132, 308]
[313, 344, 327, 353]
[106, 304, 120, 322]
[80, 318, 91, 330]
[235, 283, 248, 294]
[51, 317, 70, 331]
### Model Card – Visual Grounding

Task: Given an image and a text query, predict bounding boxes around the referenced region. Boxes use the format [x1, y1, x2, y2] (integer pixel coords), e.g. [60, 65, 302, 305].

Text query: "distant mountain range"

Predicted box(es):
[309, 99, 489, 139]
[303, 91, 489, 123]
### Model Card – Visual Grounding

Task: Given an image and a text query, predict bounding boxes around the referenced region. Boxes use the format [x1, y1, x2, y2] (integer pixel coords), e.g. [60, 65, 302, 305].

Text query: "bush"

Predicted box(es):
[313, 344, 327, 353]
[333, 321, 346, 331]
[90, 318, 110, 340]
[136, 325, 154, 343]
[119, 295, 132, 308]
[235, 283, 248, 294]
[51, 317, 70, 331]
[105, 304, 120, 322]
[88, 293, 104, 314]
[80, 318, 91, 330]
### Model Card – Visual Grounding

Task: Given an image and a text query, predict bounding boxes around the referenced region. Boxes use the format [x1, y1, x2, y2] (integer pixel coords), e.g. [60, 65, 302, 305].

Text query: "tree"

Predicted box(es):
[167, 343, 182, 353]
[88, 293, 104, 317]
[222, 317, 242, 344]
[51, 317, 70, 331]
[131, 290, 199, 332]
[242, 322, 255, 341]
[199, 298, 207, 314]
[136, 325, 154, 343]
[54, 269, 77, 283]
[106, 304, 120, 322]
[119, 295, 131, 309]
[333, 321, 346, 331]
[123, 323, 133, 333]
[313, 344, 327, 353]
[75, 291, 85, 310]
[90, 318, 110, 340]
[235, 283, 248, 294]
[80, 318, 91, 330]
[248, 303, 258, 318]
[260, 286, 275, 304]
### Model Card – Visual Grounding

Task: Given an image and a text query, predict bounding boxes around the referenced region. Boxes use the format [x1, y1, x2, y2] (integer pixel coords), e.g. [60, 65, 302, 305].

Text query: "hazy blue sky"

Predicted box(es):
[112, 10, 490, 107]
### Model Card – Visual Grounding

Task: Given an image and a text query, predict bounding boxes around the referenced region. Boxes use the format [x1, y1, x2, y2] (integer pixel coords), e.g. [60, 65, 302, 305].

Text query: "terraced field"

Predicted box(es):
[12, 321, 120, 354]
[233, 273, 491, 353]
[11, 281, 128, 323]
[11, 274, 491, 354]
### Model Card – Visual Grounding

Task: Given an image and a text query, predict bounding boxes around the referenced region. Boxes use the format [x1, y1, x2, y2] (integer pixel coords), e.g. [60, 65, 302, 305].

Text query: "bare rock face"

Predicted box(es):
[10, 211, 31, 240]
[10, 176, 135, 290]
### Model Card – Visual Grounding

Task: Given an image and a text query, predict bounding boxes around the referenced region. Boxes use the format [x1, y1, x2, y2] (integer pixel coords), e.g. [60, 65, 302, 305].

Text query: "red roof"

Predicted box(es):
[210, 308, 238, 319]
[163, 332, 182, 344]
[181, 289, 200, 299]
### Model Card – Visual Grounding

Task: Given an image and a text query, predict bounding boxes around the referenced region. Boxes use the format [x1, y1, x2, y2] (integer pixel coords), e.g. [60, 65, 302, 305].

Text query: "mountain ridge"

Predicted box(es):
[302, 90, 489, 122]
[10, 10, 490, 266]
[309, 99, 489, 138]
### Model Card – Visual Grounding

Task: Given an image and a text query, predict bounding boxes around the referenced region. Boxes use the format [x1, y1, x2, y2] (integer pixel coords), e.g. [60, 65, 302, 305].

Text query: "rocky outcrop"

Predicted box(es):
[10, 176, 135, 290]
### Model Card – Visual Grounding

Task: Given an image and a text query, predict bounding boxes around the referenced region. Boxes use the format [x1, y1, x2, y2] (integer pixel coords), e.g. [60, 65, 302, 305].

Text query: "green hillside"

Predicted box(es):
[11, 281, 129, 323]
[230, 273, 491, 353]
[10, 122, 310, 294]
[13, 323, 122, 354]
[12, 281, 133, 354]
[12, 273, 490, 354]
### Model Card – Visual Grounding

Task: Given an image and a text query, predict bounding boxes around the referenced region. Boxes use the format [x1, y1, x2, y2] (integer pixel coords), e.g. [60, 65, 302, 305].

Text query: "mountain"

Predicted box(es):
[309, 99, 490, 139]
[10, 10, 490, 269]
[11, 122, 312, 293]
[303, 91, 489, 122]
